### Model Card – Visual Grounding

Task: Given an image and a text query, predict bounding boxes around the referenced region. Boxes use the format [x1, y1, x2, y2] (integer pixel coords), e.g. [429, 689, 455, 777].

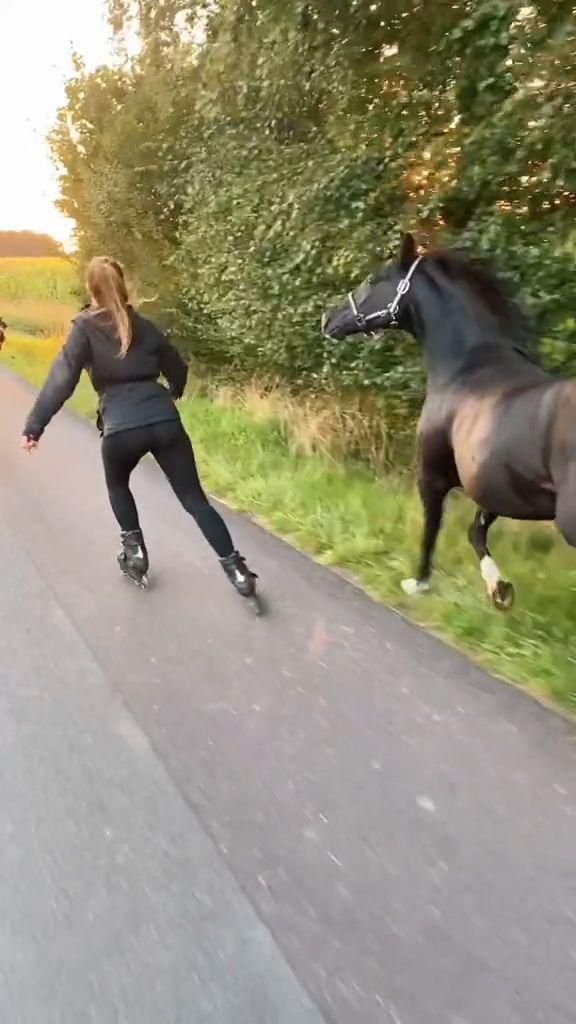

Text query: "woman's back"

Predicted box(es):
[77, 307, 188, 436]
[80, 307, 168, 387]
[24, 307, 187, 440]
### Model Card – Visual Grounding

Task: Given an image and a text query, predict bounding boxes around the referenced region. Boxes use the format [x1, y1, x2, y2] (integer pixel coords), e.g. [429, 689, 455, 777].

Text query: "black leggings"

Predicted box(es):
[101, 419, 234, 558]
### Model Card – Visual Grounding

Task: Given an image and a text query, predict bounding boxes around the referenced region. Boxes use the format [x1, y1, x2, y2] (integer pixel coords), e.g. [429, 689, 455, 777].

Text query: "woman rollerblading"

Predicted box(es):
[21, 256, 260, 606]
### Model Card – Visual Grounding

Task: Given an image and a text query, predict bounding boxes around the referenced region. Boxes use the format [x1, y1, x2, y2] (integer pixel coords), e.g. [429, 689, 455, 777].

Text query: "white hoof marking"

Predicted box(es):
[401, 578, 430, 597]
[480, 555, 501, 595]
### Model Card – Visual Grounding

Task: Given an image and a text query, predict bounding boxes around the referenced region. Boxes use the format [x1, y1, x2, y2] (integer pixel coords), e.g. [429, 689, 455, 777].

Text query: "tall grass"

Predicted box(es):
[202, 379, 415, 472]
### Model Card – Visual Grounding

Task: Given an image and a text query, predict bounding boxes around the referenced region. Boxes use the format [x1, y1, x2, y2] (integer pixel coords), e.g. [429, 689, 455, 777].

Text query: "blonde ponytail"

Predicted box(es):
[86, 256, 133, 356]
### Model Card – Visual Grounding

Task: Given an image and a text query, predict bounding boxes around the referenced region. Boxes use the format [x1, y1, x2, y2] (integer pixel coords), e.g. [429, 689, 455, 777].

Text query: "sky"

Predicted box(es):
[0, 0, 113, 247]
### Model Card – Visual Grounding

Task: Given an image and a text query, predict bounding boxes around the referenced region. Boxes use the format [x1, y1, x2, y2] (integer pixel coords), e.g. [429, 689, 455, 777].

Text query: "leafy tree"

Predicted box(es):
[51, 0, 576, 401]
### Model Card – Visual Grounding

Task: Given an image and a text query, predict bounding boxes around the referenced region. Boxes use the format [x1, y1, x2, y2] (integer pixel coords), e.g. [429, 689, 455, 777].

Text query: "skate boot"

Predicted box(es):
[118, 529, 149, 589]
[220, 551, 263, 613]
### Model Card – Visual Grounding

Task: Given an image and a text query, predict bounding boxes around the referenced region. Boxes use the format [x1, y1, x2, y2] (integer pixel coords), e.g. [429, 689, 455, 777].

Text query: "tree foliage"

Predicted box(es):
[51, 0, 576, 397]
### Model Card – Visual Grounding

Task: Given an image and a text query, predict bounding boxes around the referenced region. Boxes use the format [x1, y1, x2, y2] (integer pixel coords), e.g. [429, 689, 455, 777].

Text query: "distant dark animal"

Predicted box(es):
[322, 233, 575, 609]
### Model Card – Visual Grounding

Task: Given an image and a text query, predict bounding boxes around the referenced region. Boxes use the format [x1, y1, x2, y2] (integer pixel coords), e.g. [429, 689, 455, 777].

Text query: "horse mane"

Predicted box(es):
[423, 247, 535, 351]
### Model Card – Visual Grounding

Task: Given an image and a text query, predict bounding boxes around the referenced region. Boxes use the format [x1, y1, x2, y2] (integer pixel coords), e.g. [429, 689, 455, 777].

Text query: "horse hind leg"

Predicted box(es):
[468, 509, 515, 610]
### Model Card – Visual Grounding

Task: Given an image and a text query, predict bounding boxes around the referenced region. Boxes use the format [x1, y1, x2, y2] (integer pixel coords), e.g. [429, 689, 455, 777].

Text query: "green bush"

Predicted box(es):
[51, 1, 576, 394]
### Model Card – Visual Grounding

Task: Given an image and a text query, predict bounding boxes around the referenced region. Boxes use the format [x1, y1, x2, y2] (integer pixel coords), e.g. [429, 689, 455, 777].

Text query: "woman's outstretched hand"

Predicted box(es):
[20, 436, 39, 454]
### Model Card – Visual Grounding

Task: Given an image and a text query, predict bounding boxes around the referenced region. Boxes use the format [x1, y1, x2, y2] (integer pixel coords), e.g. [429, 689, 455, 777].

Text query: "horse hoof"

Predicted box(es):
[491, 580, 515, 611]
[402, 578, 430, 597]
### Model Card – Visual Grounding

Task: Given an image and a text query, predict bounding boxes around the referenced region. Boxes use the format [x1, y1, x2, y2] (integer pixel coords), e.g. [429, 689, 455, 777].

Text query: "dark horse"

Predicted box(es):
[322, 233, 575, 610]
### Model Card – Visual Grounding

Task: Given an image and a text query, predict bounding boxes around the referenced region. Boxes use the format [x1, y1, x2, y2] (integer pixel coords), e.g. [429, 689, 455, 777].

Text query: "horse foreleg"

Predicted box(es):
[468, 508, 514, 610]
[402, 479, 448, 596]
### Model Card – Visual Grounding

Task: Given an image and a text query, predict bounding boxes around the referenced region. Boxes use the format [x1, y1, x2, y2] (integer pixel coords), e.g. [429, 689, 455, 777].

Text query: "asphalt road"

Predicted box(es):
[1, 366, 576, 1024]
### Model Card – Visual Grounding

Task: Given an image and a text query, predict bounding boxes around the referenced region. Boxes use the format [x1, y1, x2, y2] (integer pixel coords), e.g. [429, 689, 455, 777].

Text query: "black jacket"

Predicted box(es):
[24, 308, 188, 440]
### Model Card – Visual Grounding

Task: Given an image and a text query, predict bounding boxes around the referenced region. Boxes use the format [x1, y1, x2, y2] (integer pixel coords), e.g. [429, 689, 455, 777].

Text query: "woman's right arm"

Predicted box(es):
[23, 322, 90, 440]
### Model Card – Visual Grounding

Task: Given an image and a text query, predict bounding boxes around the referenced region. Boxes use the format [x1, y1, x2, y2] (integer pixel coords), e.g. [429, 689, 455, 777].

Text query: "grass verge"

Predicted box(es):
[3, 332, 576, 709]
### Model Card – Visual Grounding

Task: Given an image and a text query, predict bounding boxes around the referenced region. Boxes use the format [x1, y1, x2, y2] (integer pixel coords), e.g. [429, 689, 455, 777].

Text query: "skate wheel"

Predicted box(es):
[121, 568, 149, 590]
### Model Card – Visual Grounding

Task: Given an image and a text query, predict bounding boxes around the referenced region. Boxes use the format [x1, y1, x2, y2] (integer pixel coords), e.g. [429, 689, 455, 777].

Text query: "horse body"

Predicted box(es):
[322, 233, 576, 608]
[423, 370, 559, 521]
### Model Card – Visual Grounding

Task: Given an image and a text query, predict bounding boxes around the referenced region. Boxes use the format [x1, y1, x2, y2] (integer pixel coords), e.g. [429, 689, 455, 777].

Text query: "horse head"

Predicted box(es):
[322, 234, 421, 341]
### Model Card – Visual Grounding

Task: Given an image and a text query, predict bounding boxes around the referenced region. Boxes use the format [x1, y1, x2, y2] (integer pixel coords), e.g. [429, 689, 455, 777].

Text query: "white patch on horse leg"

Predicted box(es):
[401, 578, 430, 597]
[480, 555, 501, 595]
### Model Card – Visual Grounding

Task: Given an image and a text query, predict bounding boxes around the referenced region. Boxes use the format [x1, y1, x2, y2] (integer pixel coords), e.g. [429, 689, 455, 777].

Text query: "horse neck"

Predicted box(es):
[408, 277, 523, 387]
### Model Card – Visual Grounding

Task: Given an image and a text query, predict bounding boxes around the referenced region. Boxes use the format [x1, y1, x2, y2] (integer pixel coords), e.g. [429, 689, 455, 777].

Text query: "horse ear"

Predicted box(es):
[399, 232, 417, 269]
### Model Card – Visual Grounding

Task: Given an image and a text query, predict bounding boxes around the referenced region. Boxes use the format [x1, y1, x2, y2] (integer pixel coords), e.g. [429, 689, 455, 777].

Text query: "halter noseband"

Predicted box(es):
[348, 256, 422, 335]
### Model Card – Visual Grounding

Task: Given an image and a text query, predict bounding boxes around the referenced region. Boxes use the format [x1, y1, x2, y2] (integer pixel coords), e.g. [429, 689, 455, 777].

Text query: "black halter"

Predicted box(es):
[348, 256, 422, 335]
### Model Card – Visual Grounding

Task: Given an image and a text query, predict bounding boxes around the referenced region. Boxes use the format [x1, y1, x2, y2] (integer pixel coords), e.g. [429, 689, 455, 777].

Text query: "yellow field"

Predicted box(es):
[0, 256, 79, 339]
[0, 297, 74, 338]
[0, 256, 77, 299]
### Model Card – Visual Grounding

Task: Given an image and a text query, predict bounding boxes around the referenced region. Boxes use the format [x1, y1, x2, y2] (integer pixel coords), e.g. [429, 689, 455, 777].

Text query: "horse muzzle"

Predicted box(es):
[321, 310, 341, 340]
